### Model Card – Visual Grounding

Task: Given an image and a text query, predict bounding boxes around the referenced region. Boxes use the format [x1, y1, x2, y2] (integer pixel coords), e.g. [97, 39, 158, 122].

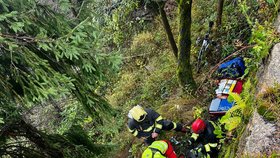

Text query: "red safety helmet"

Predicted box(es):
[191, 119, 206, 134]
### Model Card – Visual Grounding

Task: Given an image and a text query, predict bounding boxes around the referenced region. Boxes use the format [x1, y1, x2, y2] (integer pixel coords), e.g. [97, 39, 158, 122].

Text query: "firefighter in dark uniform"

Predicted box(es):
[188, 119, 220, 158]
[127, 105, 187, 145]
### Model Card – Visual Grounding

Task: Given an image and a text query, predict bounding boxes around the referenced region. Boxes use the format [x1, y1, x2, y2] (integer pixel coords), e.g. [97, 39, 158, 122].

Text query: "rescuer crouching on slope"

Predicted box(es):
[127, 105, 187, 145]
[188, 119, 220, 158]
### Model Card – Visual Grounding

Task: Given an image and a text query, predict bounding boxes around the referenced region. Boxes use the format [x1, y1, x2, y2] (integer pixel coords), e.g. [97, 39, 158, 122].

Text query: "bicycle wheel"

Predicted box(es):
[196, 48, 204, 73]
[197, 41, 210, 73]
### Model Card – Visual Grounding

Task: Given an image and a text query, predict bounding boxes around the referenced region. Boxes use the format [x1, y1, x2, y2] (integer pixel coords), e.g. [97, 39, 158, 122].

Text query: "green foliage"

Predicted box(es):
[237, 0, 280, 75]
[0, 0, 123, 157]
[107, 72, 141, 106]
[158, 98, 199, 123]
[130, 32, 158, 56]
[257, 84, 280, 121]
[140, 54, 177, 106]
[249, 22, 279, 62]
[269, 152, 280, 158]
[215, 1, 251, 58]
[266, 0, 275, 4]
[218, 92, 250, 157]
[64, 124, 105, 154]
[90, 114, 125, 144]
[220, 93, 246, 131]
[108, 24, 178, 106]
[103, 0, 138, 47]
[57, 100, 83, 134]
[192, 106, 204, 119]
[0, 0, 120, 118]
[265, 0, 280, 15]
[131, 142, 144, 158]
[45, 133, 99, 158]
[212, 121, 224, 139]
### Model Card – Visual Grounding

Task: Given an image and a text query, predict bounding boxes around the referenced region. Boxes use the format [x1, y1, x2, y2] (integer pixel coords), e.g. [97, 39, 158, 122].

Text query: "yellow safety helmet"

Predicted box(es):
[129, 105, 147, 122]
[142, 148, 166, 158]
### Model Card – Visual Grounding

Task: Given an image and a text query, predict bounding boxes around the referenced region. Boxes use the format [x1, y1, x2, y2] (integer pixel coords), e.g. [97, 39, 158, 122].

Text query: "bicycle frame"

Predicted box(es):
[196, 21, 214, 72]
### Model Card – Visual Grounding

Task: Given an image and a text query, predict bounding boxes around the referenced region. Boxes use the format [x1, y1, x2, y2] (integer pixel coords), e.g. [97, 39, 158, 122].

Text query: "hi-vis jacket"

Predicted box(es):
[190, 121, 219, 157]
[127, 108, 163, 138]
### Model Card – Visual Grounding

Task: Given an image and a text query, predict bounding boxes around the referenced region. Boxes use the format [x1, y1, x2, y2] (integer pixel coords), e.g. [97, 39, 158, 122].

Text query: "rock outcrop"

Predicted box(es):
[242, 111, 280, 156]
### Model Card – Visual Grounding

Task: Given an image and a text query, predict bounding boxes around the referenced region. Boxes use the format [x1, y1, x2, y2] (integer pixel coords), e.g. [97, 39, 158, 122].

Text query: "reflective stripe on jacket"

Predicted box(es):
[149, 140, 168, 154]
[190, 121, 219, 154]
[127, 108, 164, 138]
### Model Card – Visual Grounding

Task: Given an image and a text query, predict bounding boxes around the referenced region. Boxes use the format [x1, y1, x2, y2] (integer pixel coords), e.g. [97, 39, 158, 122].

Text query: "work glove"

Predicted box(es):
[189, 149, 199, 157]
[194, 144, 204, 153]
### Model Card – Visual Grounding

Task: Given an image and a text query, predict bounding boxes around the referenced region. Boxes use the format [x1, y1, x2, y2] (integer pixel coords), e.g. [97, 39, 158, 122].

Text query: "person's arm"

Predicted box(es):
[147, 108, 164, 134]
[127, 119, 140, 138]
[188, 132, 199, 145]
[195, 142, 218, 156]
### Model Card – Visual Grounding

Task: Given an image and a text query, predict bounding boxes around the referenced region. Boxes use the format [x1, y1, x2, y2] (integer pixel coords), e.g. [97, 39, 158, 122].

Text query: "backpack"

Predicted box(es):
[216, 57, 246, 79]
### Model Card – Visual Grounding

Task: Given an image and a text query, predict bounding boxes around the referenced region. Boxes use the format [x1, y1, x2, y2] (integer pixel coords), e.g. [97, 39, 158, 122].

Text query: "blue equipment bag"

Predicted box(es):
[217, 57, 246, 79]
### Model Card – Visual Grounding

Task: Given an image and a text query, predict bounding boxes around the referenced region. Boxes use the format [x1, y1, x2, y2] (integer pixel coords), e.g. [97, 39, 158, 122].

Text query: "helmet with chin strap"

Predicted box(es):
[191, 119, 206, 134]
[128, 105, 147, 122]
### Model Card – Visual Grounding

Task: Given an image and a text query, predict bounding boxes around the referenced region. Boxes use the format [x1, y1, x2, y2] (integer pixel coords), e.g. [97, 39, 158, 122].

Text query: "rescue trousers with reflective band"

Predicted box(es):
[196, 143, 218, 158]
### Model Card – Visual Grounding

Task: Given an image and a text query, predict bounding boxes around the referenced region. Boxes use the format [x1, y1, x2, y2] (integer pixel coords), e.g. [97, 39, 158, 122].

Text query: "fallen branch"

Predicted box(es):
[0, 33, 54, 43]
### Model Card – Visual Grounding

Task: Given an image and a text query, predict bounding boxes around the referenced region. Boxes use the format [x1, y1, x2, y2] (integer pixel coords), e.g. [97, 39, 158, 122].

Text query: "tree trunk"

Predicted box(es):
[157, 2, 178, 59]
[177, 0, 196, 92]
[216, 0, 224, 27]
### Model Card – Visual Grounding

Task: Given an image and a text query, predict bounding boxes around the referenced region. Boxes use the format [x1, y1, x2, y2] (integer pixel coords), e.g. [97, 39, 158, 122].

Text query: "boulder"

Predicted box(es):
[258, 43, 280, 94]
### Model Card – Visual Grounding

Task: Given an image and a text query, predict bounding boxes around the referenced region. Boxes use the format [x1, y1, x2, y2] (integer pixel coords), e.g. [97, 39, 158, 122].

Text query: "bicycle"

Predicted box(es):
[196, 21, 214, 73]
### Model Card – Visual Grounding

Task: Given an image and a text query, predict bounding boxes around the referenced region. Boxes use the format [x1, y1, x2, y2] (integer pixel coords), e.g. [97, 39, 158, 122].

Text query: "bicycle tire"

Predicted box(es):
[196, 41, 210, 72]
[196, 46, 204, 72]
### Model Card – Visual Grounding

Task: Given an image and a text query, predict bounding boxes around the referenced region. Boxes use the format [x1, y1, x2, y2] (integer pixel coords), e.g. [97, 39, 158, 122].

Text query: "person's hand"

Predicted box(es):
[194, 144, 204, 152]
[190, 149, 198, 157]
[151, 132, 158, 138]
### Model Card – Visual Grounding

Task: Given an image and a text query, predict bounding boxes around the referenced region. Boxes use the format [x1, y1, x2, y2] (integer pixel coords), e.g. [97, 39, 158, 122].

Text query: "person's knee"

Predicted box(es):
[162, 120, 174, 130]
[174, 123, 183, 131]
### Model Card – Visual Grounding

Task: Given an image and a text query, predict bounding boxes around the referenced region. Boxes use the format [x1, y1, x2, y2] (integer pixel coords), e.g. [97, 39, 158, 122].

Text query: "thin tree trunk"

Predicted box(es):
[177, 0, 196, 92]
[216, 0, 224, 27]
[157, 2, 178, 59]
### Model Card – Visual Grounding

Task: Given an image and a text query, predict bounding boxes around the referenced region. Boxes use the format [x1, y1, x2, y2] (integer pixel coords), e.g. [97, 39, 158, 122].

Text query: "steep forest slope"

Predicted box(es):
[108, 0, 280, 157]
